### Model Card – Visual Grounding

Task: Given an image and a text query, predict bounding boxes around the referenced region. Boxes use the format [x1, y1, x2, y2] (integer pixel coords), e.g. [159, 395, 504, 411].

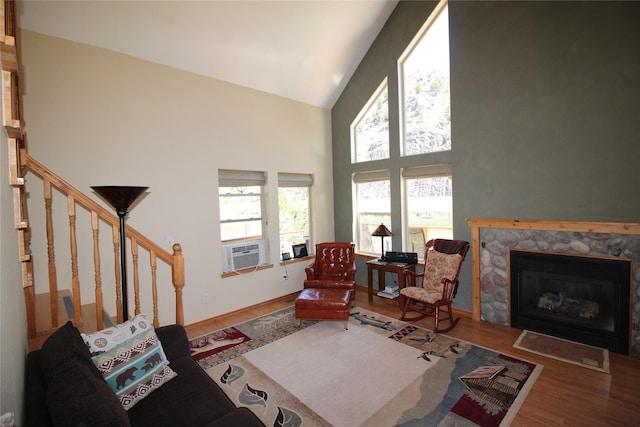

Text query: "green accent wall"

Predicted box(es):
[332, 1, 640, 311]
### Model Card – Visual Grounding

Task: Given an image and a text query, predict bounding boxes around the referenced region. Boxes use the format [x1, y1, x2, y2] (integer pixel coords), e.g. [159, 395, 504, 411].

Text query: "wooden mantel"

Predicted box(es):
[466, 218, 640, 322]
[467, 218, 640, 235]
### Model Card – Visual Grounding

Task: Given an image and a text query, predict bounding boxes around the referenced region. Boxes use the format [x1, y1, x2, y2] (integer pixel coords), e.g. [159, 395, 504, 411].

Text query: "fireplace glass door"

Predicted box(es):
[510, 250, 630, 353]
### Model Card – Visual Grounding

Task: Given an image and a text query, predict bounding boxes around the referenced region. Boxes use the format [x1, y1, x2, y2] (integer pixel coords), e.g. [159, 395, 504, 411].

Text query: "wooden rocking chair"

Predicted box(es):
[399, 239, 470, 332]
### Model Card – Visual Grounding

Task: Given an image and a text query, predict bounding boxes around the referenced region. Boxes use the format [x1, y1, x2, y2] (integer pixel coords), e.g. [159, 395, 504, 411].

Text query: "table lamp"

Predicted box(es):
[371, 223, 393, 261]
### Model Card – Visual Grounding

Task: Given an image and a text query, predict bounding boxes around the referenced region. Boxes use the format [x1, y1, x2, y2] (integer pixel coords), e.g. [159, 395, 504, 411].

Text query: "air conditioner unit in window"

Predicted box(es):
[221, 239, 265, 272]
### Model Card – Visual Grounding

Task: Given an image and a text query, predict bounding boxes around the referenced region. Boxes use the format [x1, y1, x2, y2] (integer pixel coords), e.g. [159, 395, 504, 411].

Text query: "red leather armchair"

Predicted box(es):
[304, 242, 356, 301]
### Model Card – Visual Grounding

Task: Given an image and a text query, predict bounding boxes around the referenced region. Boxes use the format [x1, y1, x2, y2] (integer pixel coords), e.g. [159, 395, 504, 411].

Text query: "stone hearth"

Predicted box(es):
[467, 218, 640, 357]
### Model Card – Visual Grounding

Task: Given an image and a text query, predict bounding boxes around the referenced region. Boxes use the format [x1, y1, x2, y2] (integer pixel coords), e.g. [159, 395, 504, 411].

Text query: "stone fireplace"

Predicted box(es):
[467, 218, 640, 357]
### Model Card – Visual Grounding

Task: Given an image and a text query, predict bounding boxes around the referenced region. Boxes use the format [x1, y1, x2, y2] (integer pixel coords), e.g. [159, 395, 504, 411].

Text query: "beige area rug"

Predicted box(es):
[193, 307, 543, 427]
[244, 321, 430, 427]
[514, 330, 610, 373]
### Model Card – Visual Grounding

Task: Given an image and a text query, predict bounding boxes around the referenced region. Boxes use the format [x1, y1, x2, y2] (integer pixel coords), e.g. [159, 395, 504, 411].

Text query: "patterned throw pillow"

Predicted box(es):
[84, 316, 177, 410]
[82, 314, 151, 356]
[422, 250, 463, 291]
[90, 326, 177, 410]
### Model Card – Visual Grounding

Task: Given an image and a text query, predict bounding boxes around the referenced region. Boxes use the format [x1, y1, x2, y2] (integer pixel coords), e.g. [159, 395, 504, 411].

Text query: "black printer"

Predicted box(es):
[383, 251, 418, 264]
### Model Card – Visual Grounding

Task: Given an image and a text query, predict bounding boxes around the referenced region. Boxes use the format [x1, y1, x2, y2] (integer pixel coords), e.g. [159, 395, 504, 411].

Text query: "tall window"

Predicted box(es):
[353, 171, 391, 255]
[400, 2, 450, 156]
[351, 79, 389, 163]
[403, 164, 453, 254]
[218, 169, 266, 242]
[278, 173, 312, 257]
[349, 1, 454, 255]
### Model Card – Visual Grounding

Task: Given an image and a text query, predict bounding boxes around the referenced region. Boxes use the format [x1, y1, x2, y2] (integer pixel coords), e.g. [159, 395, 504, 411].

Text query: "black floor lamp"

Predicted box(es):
[92, 186, 148, 321]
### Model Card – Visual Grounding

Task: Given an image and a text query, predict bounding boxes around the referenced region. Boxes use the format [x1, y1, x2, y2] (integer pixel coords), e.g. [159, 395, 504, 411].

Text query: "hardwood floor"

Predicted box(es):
[185, 285, 640, 427]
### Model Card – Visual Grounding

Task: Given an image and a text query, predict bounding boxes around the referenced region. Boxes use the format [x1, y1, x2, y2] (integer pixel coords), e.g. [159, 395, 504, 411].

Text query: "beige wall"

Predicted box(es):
[1, 128, 27, 422]
[19, 30, 335, 326]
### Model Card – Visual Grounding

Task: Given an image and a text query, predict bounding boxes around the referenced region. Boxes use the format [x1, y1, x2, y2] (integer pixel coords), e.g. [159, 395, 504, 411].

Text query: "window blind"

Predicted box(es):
[353, 170, 391, 183]
[278, 173, 313, 187]
[218, 169, 266, 187]
[401, 163, 451, 179]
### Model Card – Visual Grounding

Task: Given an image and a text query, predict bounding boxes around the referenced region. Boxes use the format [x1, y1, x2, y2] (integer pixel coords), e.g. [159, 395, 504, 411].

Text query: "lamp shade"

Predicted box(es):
[371, 223, 393, 237]
[91, 186, 148, 212]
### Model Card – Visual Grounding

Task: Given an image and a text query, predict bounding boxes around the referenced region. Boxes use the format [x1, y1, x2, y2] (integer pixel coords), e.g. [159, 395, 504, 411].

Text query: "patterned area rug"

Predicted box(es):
[514, 330, 610, 373]
[190, 307, 542, 427]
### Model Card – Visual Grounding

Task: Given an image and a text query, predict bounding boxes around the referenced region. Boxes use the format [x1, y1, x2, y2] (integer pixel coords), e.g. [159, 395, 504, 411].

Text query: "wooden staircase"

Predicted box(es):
[2, 0, 185, 350]
[34, 289, 116, 332]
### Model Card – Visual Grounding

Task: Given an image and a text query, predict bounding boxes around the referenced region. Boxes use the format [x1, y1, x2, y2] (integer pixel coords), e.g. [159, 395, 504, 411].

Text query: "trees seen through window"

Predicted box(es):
[401, 4, 450, 156]
[352, 80, 389, 163]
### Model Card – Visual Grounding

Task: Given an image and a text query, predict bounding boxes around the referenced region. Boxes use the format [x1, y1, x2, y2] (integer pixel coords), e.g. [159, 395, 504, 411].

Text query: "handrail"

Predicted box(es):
[23, 151, 176, 263]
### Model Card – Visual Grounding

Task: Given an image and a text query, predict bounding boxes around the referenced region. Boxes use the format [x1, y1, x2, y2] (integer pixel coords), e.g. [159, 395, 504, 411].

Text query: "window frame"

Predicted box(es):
[277, 173, 313, 260]
[353, 170, 392, 256]
[402, 163, 453, 256]
[347, 1, 455, 256]
[398, 0, 450, 157]
[218, 169, 267, 244]
[350, 78, 390, 164]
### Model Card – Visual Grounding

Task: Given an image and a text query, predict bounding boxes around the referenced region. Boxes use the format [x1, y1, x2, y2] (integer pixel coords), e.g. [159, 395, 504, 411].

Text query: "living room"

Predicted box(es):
[2, 1, 639, 425]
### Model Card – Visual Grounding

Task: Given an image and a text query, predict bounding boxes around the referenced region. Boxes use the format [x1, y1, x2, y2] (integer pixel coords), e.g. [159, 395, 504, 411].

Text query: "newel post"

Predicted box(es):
[172, 243, 185, 325]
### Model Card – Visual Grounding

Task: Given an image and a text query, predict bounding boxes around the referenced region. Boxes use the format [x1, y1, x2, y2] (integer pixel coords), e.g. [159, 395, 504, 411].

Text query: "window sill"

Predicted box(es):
[355, 253, 378, 260]
[221, 263, 273, 278]
[280, 255, 313, 266]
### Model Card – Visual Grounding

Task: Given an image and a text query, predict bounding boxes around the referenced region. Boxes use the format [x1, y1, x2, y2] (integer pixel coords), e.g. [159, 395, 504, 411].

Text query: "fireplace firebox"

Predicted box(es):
[510, 250, 631, 354]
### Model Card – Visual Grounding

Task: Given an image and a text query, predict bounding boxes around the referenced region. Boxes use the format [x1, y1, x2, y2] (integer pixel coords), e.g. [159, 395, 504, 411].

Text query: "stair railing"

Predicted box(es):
[2, 0, 183, 340]
[20, 150, 185, 337]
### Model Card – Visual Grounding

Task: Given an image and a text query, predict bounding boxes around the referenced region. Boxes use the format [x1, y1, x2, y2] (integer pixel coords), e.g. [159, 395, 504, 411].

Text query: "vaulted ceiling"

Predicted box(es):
[18, 0, 398, 109]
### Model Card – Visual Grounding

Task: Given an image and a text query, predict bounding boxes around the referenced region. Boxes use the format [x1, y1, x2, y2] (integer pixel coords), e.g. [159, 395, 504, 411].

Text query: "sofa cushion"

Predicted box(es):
[154, 324, 191, 361]
[46, 359, 131, 427]
[206, 408, 266, 427]
[90, 327, 177, 410]
[82, 314, 151, 356]
[38, 321, 102, 385]
[126, 356, 237, 426]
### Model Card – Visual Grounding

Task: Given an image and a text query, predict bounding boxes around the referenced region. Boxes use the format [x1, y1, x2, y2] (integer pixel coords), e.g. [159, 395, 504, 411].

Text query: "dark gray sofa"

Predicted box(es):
[25, 321, 264, 427]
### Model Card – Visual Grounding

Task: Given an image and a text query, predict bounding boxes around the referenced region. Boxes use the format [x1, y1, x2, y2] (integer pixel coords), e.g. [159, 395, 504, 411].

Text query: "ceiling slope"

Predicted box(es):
[18, 0, 398, 108]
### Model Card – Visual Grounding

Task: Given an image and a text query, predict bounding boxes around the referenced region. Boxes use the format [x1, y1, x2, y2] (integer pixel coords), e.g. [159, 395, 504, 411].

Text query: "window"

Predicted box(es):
[353, 171, 391, 255]
[400, 2, 450, 156]
[218, 169, 266, 242]
[403, 164, 453, 254]
[278, 173, 312, 258]
[348, 1, 455, 256]
[351, 79, 389, 163]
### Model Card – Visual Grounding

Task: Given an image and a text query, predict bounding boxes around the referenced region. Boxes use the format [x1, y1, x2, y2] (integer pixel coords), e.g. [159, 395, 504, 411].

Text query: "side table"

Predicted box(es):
[366, 260, 416, 309]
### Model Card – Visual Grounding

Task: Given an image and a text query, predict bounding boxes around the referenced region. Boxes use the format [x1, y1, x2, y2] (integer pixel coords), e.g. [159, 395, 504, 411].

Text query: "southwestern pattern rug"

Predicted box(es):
[189, 307, 542, 427]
